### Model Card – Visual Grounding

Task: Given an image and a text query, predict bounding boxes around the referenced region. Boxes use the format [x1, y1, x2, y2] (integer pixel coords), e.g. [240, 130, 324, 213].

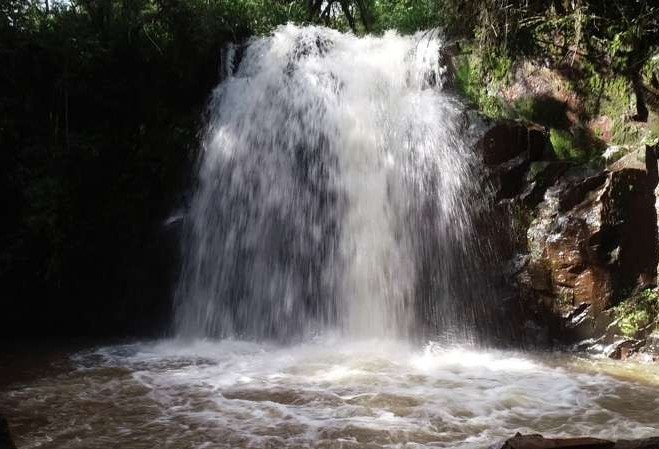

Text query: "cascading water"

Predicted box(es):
[174, 25, 496, 341]
[4, 24, 659, 449]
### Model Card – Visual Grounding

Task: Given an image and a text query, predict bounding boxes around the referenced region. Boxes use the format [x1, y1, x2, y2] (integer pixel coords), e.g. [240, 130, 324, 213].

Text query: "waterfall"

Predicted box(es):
[174, 25, 495, 342]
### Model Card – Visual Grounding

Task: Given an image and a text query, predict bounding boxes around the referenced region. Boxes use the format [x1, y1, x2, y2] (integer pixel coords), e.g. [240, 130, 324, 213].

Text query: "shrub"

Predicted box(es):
[614, 289, 659, 338]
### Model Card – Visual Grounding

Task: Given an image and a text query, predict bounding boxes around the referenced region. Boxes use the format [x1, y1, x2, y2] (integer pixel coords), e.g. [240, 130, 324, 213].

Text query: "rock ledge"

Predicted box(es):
[492, 433, 659, 449]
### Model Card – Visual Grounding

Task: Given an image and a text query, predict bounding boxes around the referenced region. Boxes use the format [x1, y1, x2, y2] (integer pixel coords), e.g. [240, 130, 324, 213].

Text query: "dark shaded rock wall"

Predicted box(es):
[0, 416, 16, 449]
[476, 119, 659, 355]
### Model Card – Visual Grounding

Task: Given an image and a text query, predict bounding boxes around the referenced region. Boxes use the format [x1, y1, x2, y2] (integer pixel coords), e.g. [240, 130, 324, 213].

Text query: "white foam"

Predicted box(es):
[174, 24, 490, 341]
[60, 339, 659, 448]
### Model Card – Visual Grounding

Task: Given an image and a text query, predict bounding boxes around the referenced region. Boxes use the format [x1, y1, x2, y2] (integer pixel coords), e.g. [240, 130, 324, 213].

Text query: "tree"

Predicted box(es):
[305, 0, 373, 33]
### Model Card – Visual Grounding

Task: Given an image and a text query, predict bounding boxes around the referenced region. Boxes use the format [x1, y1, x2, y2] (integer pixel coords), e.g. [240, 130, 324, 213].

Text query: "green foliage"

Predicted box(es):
[453, 50, 509, 119]
[303, 0, 375, 34]
[438, 0, 658, 66]
[614, 289, 659, 338]
[371, 0, 438, 34]
[2, 0, 659, 337]
[509, 202, 534, 249]
[441, 0, 657, 152]
[512, 97, 571, 130]
[550, 129, 588, 162]
[571, 66, 632, 125]
[0, 0, 309, 335]
[601, 78, 633, 120]
[649, 116, 659, 146]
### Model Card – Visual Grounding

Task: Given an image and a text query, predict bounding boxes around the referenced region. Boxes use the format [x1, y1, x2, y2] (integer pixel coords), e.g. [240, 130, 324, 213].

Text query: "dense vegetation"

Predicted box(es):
[1, 0, 281, 336]
[1, 0, 657, 337]
[450, 1, 659, 159]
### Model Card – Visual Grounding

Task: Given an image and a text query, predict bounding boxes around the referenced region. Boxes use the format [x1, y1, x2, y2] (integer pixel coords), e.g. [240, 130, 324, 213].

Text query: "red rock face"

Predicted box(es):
[533, 167, 656, 316]
[476, 118, 658, 348]
[527, 159, 658, 339]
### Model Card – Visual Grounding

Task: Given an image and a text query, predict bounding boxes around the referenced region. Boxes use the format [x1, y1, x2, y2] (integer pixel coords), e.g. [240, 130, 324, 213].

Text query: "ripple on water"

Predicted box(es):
[1, 338, 659, 449]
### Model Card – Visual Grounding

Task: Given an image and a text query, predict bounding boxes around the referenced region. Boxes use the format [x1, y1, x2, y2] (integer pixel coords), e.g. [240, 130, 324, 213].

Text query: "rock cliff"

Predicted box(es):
[477, 119, 659, 359]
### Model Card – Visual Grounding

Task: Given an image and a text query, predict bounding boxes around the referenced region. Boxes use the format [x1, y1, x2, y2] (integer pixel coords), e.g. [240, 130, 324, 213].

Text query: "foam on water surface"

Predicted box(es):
[3, 24, 657, 449]
[4, 339, 657, 449]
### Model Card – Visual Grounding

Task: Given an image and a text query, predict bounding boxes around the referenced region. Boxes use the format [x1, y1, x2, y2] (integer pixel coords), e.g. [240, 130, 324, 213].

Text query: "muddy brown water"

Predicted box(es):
[1, 339, 658, 449]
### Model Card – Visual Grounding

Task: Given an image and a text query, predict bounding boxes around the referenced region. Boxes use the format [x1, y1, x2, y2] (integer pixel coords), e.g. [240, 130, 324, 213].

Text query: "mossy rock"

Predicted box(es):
[513, 96, 572, 130]
[549, 129, 588, 162]
[453, 49, 510, 119]
[614, 289, 659, 338]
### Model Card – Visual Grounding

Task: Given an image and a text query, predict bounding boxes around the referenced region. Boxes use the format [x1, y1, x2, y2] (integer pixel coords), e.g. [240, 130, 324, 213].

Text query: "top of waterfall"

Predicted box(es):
[229, 24, 449, 91]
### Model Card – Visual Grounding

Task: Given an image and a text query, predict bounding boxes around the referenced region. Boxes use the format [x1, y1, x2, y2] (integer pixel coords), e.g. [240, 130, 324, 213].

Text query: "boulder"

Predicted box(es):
[478, 121, 550, 165]
[0, 416, 17, 449]
[492, 434, 659, 449]
[519, 161, 573, 207]
[476, 119, 658, 351]
[609, 146, 657, 173]
[614, 438, 659, 449]
[635, 330, 659, 361]
[492, 434, 614, 449]
[477, 121, 553, 202]
[524, 147, 658, 341]
[604, 338, 644, 360]
[645, 330, 659, 352]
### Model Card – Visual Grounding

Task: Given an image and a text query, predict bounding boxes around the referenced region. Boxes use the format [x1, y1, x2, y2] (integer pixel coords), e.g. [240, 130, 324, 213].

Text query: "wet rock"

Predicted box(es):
[604, 338, 644, 360]
[524, 148, 658, 341]
[635, 330, 659, 361]
[492, 434, 659, 449]
[566, 304, 616, 341]
[478, 121, 553, 202]
[614, 438, 659, 449]
[492, 433, 614, 449]
[0, 416, 17, 449]
[478, 120, 550, 166]
[491, 154, 532, 199]
[477, 120, 658, 351]
[519, 161, 573, 207]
